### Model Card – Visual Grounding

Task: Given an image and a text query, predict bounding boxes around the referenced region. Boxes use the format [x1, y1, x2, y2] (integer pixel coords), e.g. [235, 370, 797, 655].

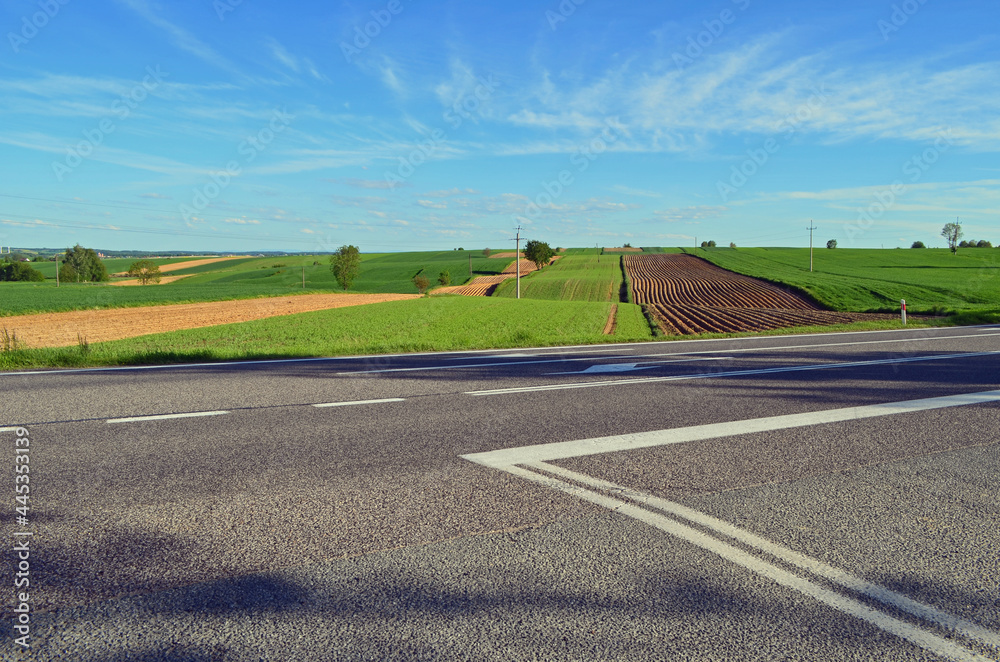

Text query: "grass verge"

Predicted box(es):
[0, 297, 654, 370]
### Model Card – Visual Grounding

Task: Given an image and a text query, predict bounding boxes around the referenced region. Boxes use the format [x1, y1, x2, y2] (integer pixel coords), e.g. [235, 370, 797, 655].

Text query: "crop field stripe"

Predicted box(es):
[312, 398, 406, 408]
[107, 410, 230, 424]
[463, 350, 1000, 396]
[491, 464, 996, 662]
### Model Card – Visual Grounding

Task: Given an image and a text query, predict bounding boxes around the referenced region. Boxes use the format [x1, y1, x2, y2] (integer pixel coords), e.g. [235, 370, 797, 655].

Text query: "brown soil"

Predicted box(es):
[111, 256, 250, 278]
[434, 257, 559, 297]
[1, 292, 421, 349]
[624, 254, 894, 335]
[603, 304, 618, 335]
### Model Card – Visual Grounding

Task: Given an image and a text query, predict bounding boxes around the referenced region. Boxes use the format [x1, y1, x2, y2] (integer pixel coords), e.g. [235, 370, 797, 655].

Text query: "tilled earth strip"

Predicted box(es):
[625, 253, 895, 334]
[0, 292, 421, 349]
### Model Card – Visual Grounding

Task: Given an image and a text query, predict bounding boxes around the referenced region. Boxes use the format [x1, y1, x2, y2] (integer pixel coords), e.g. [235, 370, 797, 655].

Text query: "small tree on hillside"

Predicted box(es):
[412, 273, 430, 294]
[329, 245, 361, 290]
[523, 240, 555, 271]
[826, 239, 837, 249]
[438, 270, 450, 286]
[941, 221, 963, 255]
[911, 241, 926, 249]
[126, 259, 162, 285]
[483, 247, 491, 257]
[62, 244, 109, 282]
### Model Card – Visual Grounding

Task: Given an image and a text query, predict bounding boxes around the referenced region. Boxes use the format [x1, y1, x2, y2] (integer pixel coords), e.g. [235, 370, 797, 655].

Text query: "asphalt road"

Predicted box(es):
[2, 325, 999, 661]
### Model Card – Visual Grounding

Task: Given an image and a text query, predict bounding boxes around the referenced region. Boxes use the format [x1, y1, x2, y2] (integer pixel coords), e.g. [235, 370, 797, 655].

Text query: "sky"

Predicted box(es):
[1, 0, 998, 253]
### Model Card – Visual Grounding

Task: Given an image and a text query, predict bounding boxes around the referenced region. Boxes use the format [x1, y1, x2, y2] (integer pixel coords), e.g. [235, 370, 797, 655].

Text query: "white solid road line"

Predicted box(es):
[503, 464, 996, 662]
[0, 426, 19, 432]
[465, 350, 1000, 396]
[106, 410, 230, 424]
[312, 398, 406, 408]
[533, 462, 1000, 653]
[462, 388, 1000, 467]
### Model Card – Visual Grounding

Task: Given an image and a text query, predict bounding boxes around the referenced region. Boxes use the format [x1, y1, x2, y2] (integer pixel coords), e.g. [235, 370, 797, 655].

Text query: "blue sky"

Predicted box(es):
[1, 0, 998, 253]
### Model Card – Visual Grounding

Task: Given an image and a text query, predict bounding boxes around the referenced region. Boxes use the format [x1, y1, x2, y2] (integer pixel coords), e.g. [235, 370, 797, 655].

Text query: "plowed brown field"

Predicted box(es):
[435, 257, 557, 297]
[1, 292, 420, 349]
[624, 254, 892, 335]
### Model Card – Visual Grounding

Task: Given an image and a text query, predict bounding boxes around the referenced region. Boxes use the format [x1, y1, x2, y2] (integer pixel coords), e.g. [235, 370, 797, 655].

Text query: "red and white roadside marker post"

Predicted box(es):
[901, 299, 907, 325]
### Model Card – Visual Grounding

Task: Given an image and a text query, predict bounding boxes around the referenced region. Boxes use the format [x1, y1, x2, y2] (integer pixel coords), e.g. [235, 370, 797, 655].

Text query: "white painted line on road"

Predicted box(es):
[0, 427, 19, 432]
[312, 398, 406, 408]
[547, 356, 735, 375]
[462, 388, 1000, 467]
[533, 462, 1000, 653]
[465, 350, 1000, 397]
[503, 463, 995, 662]
[107, 410, 230, 424]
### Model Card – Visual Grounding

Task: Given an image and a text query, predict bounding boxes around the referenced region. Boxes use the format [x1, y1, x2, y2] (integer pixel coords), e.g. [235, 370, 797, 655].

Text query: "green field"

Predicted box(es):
[678, 246, 1000, 314]
[0, 251, 512, 316]
[0, 297, 651, 369]
[493, 250, 623, 302]
[3, 245, 998, 370]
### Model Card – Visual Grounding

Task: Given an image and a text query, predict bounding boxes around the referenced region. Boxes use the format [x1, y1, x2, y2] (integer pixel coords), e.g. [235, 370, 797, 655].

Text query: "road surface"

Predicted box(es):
[2, 325, 999, 660]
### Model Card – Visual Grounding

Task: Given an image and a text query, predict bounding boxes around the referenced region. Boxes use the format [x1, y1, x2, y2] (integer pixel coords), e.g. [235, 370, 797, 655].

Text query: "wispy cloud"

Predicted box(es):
[114, 0, 244, 77]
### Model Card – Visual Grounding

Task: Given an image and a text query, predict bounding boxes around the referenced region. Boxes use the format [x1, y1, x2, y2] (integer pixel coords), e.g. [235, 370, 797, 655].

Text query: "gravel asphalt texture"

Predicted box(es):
[1, 325, 998, 660]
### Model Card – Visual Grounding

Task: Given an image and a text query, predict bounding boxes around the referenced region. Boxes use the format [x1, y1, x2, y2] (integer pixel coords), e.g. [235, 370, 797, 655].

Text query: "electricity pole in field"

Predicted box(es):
[806, 222, 817, 272]
[512, 226, 522, 299]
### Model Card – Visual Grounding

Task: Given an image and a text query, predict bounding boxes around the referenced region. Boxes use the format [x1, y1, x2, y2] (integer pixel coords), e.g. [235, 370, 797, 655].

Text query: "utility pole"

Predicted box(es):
[806, 222, 817, 272]
[514, 226, 522, 299]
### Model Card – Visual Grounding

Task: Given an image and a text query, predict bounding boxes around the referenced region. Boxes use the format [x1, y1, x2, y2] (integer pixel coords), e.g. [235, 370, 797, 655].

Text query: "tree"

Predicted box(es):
[977, 240, 992, 248]
[329, 245, 361, 290]
[59, 263, 79, 283]
[911, 241, 926, 249]
[126, 259, 162, 285]
[700, 240, 716, 248]
[483, 247, 491, 257]
[0, 261, 44, 282]
[826, 239, 837, 249]
[729, 242, 737, 248]
[523, 240, 555, 270]
[959, 240, 970, 248]
[438, 270, 450, 287]
[941, 221, 963, 255]
[62, 244, 108, 282]
[412, 273, 430, 294]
